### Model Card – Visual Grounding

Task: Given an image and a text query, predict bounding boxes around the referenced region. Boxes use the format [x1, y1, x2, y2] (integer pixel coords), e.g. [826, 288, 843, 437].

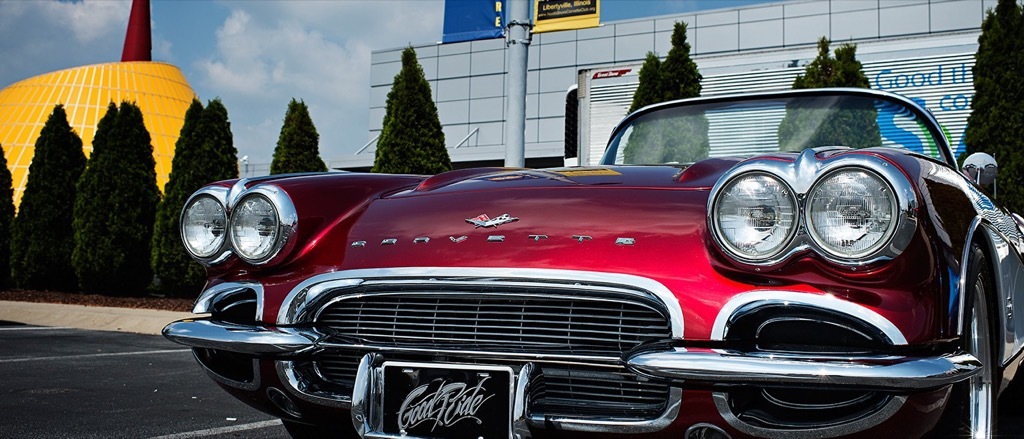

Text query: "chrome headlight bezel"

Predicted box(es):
[709, 172, 799, 263]
[804, 167, 900, 261]
[180, 186, 231, 265]
[707, 150, 918, 269]
[227, 185, 298, 266]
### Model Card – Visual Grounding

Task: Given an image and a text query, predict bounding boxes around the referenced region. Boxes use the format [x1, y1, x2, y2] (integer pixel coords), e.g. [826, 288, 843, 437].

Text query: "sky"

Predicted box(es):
[0, 0, 768, 166]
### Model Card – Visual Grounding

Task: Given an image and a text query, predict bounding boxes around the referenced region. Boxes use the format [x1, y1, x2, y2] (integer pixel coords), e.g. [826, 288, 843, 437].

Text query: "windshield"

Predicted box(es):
[601, 91, 951, 166]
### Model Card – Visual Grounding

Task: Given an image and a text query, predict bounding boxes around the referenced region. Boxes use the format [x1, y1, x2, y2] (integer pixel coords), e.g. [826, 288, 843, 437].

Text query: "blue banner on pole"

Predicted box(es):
[443, 0, 505, 43]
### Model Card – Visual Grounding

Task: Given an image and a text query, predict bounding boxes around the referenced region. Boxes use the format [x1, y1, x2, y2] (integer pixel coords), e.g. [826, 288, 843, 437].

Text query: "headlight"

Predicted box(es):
[229, 193, 285, 264]
[806, 168, 897, 259]
[712, 172, 798, 261]
[181, 194, 227, 259]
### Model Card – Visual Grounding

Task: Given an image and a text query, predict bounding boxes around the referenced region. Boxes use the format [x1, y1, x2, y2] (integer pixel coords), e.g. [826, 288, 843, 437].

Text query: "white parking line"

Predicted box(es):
[148, 419, 283, 438]
[0, 326, 71, 331]
[0, 349, 190, 363]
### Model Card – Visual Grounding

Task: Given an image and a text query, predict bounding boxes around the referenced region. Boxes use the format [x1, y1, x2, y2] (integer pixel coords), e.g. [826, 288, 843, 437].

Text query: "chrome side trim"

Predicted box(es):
[712, 392, 908, 439]
[162, 319, 317, 355]
[275, 267, 684, 339]
[626, 348, 979, 391]
[711, 290, 908, 345]
[276, 361, 351, 409]
[192, 281, 265, 321]
[526, 387, 682, 434]
[707, 151, 919, 268]
[190, 349, 261, 391]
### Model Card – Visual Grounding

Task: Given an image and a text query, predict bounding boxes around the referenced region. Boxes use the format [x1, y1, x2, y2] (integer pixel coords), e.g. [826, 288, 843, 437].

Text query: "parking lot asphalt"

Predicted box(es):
[2, 302, 1024, 438]
[0, 321, 290, 438]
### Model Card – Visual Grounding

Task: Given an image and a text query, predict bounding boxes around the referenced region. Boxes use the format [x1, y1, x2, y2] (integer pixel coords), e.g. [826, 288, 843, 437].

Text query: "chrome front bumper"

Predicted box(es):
[164, 318, 979, 392]
[627, 347, 980, 391]
[162, 319, 316, 355]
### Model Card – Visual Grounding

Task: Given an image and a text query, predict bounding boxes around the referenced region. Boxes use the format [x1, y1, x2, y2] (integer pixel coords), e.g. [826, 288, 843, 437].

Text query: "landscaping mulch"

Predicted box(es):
[0, 289, 193, 312]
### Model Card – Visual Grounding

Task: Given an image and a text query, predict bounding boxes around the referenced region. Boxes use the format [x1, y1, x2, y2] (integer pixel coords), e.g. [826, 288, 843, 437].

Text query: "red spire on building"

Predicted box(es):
[121, 0, 152, 62]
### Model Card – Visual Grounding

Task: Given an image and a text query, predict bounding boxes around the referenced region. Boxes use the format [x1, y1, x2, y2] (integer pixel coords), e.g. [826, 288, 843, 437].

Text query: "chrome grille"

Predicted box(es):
[313, 351, 672, 419]
[315, 294, 671, 355]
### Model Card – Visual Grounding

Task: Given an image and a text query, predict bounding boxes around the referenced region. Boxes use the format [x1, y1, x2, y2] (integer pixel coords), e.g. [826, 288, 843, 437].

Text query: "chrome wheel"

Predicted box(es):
[966, 280, 994, 438]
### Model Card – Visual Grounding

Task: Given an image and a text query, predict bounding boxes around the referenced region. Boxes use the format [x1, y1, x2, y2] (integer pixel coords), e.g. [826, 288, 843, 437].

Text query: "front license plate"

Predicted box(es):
[381, 362, 513, 439]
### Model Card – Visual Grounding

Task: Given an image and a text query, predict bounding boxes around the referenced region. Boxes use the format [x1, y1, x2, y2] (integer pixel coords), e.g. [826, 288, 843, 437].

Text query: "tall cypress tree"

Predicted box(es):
[778, 37, 879, 152]
[73, 102, 161, 295]
[11, 105, 86, 291]
[660, 22, 702, 102]
[152, 99, 207, 295]
[964, 0, 1024, 212]
[196, 99, 240, 185]
[372, 46, 450, 174]
[624, 22, 707, 165]
[271, 99, 327, 174]
[0, 145, 14, 288]
[628, 52, 663, 114]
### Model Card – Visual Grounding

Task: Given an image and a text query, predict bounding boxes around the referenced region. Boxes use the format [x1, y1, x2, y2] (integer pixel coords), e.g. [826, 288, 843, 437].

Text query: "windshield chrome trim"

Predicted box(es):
[605, 87, 955, 167]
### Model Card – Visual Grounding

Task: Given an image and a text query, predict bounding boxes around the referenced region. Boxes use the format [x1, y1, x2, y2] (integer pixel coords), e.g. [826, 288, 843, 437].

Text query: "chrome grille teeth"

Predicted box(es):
[316, 295, 671, 355]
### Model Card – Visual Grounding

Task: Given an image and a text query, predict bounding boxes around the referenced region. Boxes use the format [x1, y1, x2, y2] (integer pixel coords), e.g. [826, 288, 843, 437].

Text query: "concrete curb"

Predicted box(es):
[0, 301, 196, 335]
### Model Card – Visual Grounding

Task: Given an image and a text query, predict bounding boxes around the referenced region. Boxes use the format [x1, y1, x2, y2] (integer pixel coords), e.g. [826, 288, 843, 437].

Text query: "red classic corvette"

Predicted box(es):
[164, 88, 1024, 438]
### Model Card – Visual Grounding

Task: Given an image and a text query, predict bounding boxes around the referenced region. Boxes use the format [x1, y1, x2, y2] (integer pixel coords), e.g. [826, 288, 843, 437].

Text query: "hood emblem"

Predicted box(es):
[466, 213, 519, 228]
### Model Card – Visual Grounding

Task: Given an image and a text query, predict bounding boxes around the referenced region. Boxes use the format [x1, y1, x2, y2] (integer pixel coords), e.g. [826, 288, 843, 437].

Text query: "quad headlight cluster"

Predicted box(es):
[709, 156, 915, 266]
[180, 184, 298, 266]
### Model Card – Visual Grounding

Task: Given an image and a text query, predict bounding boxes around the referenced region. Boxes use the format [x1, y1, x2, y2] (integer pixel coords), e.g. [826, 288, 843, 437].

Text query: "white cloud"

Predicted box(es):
[193, 1, 444, 164]
[46, 0, 131, 44]
[0, 0, 129, 86]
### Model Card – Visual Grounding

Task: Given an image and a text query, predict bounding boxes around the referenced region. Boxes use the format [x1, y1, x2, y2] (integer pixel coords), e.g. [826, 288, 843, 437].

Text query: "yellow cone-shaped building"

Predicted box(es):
[0, 0, 196, 206]
[0, 62, 196, 206]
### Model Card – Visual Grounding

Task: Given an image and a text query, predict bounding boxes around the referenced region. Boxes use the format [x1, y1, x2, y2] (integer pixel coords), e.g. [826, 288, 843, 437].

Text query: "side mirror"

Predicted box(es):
[963, 152, 998, 186]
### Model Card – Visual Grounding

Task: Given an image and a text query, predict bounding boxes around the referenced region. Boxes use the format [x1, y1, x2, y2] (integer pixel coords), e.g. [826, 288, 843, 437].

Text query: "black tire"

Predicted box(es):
[282, 419, 359, 439]
[937, 243, 998, 438]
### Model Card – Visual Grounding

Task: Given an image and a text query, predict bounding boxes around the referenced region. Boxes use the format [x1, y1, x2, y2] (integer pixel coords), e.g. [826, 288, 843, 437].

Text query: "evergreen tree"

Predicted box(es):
[660, 22, 702, 102]
[152, 100, 206, 295]
[624, 22, 707, 164]
[73, 102, 161, 295]
[0, 145, 14, 288]
[778, 37, 879, 151]
[151, 99, 238, 298]
[194, 99, 240, 185]
[372, 47, 451, 174]
[964, 0, 1024, 212]
[271, 98, 327, 174]
[11, 105, 86, 291]
[628, 53, 663, 113]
